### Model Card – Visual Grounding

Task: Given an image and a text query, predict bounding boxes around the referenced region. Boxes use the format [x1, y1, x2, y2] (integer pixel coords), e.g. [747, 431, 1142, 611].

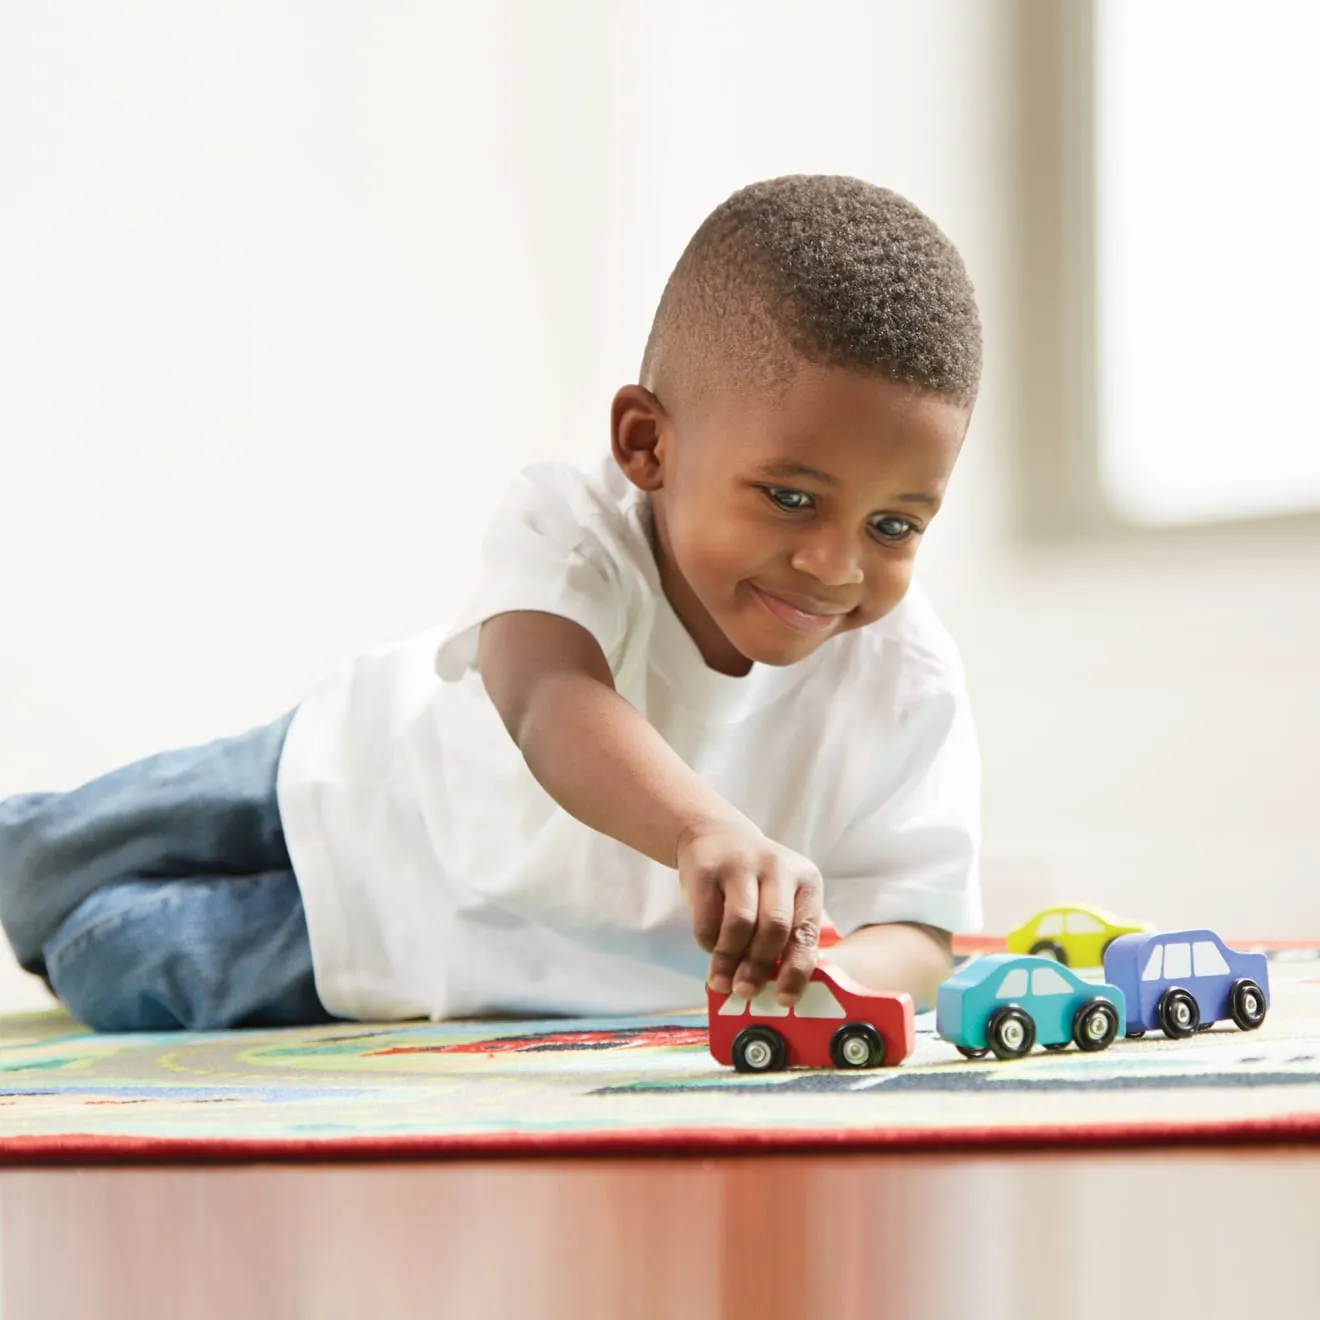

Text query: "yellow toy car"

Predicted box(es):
[1005, 905, 1154, 968]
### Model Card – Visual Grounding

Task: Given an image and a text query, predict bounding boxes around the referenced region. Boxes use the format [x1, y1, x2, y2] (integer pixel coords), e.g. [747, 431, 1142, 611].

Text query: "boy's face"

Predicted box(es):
[612, 364, 969, 675]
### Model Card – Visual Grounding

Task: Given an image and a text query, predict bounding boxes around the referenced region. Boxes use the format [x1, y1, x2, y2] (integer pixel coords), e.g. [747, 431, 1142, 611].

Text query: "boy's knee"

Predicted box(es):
[42, 884, 200, 1031]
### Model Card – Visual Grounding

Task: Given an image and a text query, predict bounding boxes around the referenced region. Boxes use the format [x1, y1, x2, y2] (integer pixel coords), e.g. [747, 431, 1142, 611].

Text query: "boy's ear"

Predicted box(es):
[610, 385, 668, 493]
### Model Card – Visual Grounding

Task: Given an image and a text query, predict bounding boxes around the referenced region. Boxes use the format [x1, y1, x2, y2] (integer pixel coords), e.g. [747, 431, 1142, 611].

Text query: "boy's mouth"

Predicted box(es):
[749, 584, 853, 635]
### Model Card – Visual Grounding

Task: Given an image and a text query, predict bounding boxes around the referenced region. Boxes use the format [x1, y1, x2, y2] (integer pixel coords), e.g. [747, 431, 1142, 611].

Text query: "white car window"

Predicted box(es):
[1065, 912, 1104, 934]
[1193, 941, 1230, 977]
[1162, 943, 1192, 980]
[996, 969, 1030, 999]
[794, 982, 846, 1020]
[1036, 914, 1064, 937]
[718, 994, 749, 1017]
[1032, 967, 1074, 997]
[747, 983, 791, 1018]
[1141, 946, 1163, 981]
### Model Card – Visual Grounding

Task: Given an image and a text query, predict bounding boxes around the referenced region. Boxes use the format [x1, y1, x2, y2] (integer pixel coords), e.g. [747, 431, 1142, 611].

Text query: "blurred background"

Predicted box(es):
[1, 0, 1317, 1012]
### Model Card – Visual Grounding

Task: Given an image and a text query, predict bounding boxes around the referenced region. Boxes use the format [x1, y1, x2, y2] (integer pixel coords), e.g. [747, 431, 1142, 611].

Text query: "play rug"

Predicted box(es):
[2, 944, 1320, 1164]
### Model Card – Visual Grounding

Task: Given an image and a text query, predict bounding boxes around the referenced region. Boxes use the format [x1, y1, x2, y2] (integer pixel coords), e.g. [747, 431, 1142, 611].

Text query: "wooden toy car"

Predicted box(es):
[1005, 904, 1154, 967]
[1102, 929, 1269, 1039]
[707, 962, 914, 1073]
[936, 953, 1127, 1060]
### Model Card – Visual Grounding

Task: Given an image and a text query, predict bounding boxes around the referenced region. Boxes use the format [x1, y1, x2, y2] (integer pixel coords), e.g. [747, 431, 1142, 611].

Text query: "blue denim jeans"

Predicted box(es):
[0, 712, 335, 1031]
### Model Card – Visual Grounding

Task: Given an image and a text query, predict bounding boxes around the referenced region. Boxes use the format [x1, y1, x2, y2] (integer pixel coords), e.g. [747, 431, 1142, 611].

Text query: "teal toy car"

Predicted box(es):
[936, 953, 1128, 1060]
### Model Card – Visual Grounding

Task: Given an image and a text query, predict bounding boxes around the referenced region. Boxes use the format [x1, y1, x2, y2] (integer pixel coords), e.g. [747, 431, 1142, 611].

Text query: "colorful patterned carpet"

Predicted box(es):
[2, 945, 1319, 1163]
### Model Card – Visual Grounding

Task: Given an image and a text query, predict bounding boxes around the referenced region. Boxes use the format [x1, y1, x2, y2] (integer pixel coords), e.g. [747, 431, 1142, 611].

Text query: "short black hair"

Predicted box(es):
[640, 174, 982, 410]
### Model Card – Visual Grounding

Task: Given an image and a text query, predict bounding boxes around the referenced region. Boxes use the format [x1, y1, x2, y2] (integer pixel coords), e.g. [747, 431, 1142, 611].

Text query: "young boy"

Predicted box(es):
[0, 174, 983, 1032]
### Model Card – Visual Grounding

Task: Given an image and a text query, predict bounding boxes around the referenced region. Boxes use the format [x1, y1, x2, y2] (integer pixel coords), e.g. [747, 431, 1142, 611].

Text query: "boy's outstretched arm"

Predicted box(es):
[477, 610, 823, 1002]
[825, 922, 954, 1013]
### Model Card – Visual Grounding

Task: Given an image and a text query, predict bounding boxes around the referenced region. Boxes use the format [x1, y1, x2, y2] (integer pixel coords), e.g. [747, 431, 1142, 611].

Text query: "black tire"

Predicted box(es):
[1158, 988, 1200, 1040]
[1230, 979, 1267, 1031]
[1072, 999, 1120, 1053]
[987, 1006, 1036, 1060]
[1029, 941, 1068, 966]
[829, 1022, 885, 1070]
[731, 1025, 788, 1073]
[956, 1044, 989, 1060]
[1125, 1028, 1146, 1040]
[1043, 1042, 1069, 1052]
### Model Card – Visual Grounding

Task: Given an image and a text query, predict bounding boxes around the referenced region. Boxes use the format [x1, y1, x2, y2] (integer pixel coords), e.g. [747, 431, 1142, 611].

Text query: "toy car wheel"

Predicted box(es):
[955, 1044, 989, 1060]
[731, 1025, 787, 1073]
[829, 1022, 885, 1070]
[1158, 988, 1200, 1039]
[1230, 979, 1267, 1031]
[1029, 941, 1067, 965]
[1043, 1042, 1069, 1052]
[987, 1006, 1036, 1060]
[1072, 999, 1120, 1052]
[1125, 1028, 1146, 1039]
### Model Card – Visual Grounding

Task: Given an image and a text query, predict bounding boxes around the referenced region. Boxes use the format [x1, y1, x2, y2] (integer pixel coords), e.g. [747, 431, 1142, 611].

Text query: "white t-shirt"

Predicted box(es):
[276, 457, 982, 1021]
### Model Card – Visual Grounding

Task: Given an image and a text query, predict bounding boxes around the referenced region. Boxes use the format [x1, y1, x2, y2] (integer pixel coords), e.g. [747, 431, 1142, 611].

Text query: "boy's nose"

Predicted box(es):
[790, 534, 864, 587]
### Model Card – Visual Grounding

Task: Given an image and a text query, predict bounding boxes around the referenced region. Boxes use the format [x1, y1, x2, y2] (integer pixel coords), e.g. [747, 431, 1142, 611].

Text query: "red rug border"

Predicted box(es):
[4, 1112, 1320, 1166]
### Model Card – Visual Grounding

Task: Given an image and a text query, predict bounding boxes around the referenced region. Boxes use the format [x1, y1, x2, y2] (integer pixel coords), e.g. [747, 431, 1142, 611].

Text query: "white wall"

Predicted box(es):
[1, 2, 1315, 1010]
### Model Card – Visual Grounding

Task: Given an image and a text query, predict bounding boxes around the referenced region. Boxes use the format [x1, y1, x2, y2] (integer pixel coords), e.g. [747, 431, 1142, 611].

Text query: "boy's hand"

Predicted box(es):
[677, 820, 823, 1006]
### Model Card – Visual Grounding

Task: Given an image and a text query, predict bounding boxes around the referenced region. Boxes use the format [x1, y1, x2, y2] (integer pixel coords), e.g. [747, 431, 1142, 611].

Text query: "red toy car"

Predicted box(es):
[707, 961, 915, 1072]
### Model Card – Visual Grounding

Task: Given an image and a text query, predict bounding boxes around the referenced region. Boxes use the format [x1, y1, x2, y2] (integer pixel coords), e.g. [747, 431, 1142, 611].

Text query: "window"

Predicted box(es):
[1035, 914, 1064, 937]
[794, 983, 846, 1020]
[1065, 912, 1103, 935]
[1141, 947, 1163, 982]
[1095, 1, 1320, 525]
[1162, 943, 1192, 980]
[1193, 941, 1231, 978]
[996, 969, 1029, 1000]
[1032, 968, 1073, 997]
[717, 995, 748, 1017]
[747, 984, 790, 1018]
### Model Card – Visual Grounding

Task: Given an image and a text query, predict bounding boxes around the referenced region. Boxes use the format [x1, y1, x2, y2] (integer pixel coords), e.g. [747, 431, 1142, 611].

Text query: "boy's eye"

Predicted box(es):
[764, 487, 813, 512]
[870, 514, 919, 542]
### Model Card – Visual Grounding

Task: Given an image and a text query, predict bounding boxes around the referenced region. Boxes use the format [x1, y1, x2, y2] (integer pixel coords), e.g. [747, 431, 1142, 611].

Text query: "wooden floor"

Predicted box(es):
[1, 1147, 1315, 1319]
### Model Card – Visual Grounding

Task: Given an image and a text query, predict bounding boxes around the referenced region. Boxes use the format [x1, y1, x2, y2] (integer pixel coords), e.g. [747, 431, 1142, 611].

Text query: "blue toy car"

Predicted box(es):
[1102, 929, 1269, 1039]
[936, 953, 1127, 1060]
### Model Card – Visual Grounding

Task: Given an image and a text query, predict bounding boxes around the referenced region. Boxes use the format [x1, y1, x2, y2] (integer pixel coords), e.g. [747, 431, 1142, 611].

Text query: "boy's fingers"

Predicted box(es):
[775, 917, 821, 1004]
[732, 866, 794, 997]
[774, 876, 824, 1003]
[688, 883, 724, 955]
[706, 868, 757, 995]
[745, 867, 795, 967]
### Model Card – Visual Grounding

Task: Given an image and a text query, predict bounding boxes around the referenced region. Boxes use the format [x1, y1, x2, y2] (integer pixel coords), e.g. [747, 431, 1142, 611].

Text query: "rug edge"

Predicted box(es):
[4, 1113, 1320, 1166]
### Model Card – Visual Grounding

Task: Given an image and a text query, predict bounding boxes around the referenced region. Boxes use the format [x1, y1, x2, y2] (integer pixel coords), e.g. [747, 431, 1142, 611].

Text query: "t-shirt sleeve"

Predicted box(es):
[819, 677, 983, 937]
[434, 465, 629, 681]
